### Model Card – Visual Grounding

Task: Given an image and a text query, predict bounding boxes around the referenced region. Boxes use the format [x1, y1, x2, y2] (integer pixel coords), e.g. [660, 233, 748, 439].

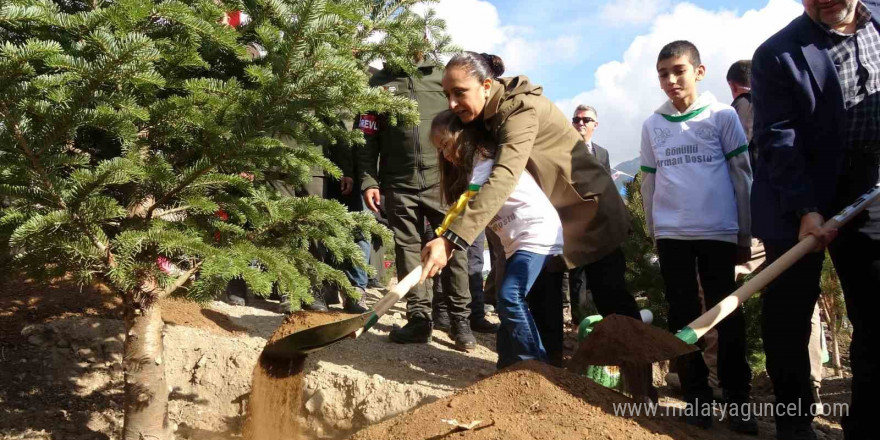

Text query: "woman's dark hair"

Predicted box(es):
[430, 110, 497, 205]
[446, 51, 505, 82]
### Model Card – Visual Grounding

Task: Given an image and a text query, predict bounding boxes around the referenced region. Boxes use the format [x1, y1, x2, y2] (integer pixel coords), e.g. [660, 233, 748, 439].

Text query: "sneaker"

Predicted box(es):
[367, 278, 385, 289]
[450, 317, 476, 352]
[727, 401, 759, 435]
[389, 317, 432, 344]
[343, 288, 369, 314]
[226, 294, 246, 306]
[433, 308, 451, 331]
[469, 316, 499, 333]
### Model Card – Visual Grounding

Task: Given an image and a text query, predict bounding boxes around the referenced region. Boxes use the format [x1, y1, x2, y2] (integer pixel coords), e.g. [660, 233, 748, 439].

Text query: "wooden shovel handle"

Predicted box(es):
[371, 265, 423, 318]
[683, 183, 880, 342]
[685, 236, 818, 340]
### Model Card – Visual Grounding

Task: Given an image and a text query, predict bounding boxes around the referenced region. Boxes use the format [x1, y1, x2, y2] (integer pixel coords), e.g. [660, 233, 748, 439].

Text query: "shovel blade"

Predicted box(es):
[570, 314, 697, 369]
[262, 312, 374, 360]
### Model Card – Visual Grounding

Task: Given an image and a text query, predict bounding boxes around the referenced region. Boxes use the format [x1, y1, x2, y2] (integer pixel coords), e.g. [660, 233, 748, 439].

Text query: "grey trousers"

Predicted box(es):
[384, 186, 470, 321]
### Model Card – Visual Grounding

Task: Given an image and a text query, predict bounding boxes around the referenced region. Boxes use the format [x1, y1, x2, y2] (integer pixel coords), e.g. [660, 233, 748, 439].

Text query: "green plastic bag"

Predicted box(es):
[577, 315, 622, 389]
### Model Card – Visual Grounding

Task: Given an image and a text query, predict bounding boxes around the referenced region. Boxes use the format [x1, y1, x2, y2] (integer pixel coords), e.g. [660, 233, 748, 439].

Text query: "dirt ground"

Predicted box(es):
[0, 275, 849, 440]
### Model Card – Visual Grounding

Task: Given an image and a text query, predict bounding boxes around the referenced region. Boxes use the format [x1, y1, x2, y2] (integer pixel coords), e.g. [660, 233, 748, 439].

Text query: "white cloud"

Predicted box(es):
[555, 0, 804, 166]
[424, 0, 581, 75]
[600, 0, 672, 26]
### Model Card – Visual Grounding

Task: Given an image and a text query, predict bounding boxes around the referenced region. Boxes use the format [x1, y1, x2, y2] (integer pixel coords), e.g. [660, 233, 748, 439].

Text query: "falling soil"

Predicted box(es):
[242, 311, 359, 440]
[351, 360, 718, 440]
[570, 314, 697, 367]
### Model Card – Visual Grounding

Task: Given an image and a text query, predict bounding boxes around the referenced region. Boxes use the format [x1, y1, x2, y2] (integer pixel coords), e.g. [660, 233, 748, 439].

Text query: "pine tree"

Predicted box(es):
[621, 173, 668, 328]
[0, 0, 453, 438]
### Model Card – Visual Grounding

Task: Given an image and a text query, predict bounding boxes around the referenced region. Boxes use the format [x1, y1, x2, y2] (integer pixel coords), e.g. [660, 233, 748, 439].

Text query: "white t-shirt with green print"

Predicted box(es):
[639, 92, 750, 242]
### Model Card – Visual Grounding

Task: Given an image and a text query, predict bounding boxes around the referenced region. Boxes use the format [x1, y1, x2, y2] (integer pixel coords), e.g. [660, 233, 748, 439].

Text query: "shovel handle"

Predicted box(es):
[678, 183, 880, 344]
[362, 265, 424, 332]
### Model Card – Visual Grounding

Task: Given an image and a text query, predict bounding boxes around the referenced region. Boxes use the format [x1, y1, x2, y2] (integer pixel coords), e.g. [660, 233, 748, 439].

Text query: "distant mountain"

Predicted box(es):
[610, 157, 639, 196]
[613, 157, 639, 177]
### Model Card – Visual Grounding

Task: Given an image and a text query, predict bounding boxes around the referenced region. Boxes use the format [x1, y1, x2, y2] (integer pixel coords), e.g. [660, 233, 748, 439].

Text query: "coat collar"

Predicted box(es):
[796, 12, 844, 110]
[482, 80, 506, 124]
[797, 3, 880, 104]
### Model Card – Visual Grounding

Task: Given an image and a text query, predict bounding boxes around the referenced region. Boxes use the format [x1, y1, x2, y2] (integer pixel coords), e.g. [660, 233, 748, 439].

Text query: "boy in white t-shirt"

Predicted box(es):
[640, 40, 755, 433]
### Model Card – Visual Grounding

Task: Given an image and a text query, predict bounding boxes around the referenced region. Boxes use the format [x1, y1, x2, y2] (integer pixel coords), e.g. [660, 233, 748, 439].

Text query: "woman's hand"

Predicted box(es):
[420, 237, 454, 283]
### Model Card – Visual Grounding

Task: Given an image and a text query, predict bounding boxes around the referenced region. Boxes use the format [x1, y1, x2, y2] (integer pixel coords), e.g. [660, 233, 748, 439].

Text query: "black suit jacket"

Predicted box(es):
[751, 5, 880, 240]
[591, 142, 611, 173]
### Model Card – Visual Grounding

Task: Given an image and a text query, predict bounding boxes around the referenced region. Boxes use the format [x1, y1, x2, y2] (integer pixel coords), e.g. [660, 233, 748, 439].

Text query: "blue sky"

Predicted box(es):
[427, 0, 805, 165]
[493, 0, 775, 101]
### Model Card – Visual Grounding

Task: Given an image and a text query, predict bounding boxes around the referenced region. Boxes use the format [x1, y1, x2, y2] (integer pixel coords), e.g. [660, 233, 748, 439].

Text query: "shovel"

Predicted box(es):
[572, 183, 880, 368]
[262, 266, 424, 360]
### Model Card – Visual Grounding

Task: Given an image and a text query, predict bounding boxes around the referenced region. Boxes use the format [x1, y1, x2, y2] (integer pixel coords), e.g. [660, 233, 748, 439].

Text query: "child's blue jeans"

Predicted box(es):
[496, 250, 549, 369]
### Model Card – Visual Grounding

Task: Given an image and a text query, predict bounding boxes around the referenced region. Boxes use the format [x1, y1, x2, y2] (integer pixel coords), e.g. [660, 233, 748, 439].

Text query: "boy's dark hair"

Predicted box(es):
[657, 40, 701, 67]
[726, 60, 752, 87]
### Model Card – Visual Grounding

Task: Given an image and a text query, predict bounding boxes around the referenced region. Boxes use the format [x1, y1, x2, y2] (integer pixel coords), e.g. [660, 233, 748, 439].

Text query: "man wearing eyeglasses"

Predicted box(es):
[572, 105, 611, 173]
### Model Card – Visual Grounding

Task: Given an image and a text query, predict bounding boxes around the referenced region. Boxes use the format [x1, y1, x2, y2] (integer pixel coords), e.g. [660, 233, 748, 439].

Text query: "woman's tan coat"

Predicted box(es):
[446, 76, 630, 268]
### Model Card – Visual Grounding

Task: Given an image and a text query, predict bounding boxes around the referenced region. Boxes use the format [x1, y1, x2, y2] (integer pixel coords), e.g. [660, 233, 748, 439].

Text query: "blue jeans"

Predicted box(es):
[496, 250, 549, 369]
[344, 238, 371, 289]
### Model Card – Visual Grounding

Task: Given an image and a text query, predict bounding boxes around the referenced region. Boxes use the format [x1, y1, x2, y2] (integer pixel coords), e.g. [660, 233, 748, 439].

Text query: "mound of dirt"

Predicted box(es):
[571, 314, 696, 367]
[351, 360, 711, 440]
[162, 297, 249, 335]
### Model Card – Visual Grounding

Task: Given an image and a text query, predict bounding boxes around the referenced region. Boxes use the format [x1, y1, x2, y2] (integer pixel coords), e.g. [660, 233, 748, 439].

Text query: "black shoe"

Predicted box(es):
[277, 295, 293, 314]
[343, 288, 369, 314]
[389, 317, 432, 344]
[469, 316, 499, 333]
[433, 309, 451, 331]
[367, 278, 385, 289]
[684, 396, 713, 429]
[727, 402, 759, 435]
[302, 291, 328, 312]
[450, 317, 476, 352]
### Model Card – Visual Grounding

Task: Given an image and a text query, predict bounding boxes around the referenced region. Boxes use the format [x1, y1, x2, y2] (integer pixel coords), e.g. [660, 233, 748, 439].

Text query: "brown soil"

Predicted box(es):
[267, 311, 361, 344]
[161, 297, 248, 335]
[351, 360, 715, 440]
[243, 311, 360, 440]
[570, 314, 697, 367]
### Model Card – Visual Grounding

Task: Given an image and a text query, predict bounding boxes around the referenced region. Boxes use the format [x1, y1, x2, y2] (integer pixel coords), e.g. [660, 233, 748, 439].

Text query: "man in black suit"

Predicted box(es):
[563, 104, 629, 328]
[572, 105, 611, 172]
[752, 1, 880, 439]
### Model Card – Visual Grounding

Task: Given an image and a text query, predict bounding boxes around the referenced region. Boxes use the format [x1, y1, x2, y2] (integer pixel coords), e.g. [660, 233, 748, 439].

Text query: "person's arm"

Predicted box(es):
[639, 123, 657, 240]
[721, 109, 753, 248]
[751, 45, 816, 217]
[444, 99, 538, 248]
[356, 113, 382, 210]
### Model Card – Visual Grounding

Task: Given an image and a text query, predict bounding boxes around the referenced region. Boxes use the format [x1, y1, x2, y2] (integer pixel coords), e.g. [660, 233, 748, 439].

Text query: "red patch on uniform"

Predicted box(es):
[358, 114, 379, 135]
[223, 10, 250, 27]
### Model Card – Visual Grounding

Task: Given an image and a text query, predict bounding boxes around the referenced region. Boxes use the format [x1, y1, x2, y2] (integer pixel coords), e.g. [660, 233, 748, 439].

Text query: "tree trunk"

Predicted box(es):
[122, 290, 173, 440]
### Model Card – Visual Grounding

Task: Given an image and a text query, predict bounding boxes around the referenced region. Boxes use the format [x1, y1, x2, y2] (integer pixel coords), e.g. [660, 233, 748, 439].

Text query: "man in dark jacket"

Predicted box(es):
[358, 62, 486, 351]
[752, 1, 880, 438]
[726, 60, 756, 165]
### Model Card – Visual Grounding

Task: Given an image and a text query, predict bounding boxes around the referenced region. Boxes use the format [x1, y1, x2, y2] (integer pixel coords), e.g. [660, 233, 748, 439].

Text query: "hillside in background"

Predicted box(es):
[613, 157, 639, 176]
